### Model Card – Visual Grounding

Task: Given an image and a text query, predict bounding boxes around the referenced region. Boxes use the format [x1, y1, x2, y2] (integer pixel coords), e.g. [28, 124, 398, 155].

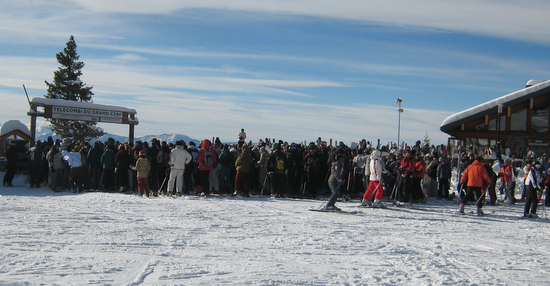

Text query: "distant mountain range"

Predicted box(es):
[34, 123, 199, 145]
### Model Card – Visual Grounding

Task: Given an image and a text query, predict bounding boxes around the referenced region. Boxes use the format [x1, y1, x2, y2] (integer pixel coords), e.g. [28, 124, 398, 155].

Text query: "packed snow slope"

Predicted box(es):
[1, 176, 550, 285]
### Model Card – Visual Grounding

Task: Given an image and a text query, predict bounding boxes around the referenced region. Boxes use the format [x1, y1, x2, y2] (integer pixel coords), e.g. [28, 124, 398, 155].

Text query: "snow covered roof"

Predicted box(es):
[440, 80, 550, 133]
[30, 97, 137, 114]
[0, 120, 31, 138]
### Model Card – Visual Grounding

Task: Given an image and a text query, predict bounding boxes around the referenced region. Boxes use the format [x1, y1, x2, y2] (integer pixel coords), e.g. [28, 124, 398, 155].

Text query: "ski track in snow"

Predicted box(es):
[1, 182, 550, 285]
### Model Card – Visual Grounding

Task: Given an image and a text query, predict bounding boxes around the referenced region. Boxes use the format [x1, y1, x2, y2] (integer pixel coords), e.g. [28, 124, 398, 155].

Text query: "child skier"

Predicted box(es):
[132, 150, 151, 198]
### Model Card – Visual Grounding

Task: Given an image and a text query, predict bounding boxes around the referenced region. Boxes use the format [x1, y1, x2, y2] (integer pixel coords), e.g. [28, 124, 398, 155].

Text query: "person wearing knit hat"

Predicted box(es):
[132, 150, 151, 198]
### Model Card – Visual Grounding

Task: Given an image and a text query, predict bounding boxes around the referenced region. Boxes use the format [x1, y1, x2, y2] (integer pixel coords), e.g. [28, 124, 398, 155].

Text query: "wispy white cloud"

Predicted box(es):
[2, 1, 549, 145]
[68, 0, 550, 44]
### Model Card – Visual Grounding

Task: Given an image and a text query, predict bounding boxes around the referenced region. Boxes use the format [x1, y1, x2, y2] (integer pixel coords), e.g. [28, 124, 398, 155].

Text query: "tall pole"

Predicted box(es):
[396, 98, 403, 150]
[497, 104, 503, 162]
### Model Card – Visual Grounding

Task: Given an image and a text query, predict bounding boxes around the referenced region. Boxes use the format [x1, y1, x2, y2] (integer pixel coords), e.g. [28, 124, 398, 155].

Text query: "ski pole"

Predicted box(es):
[474, 185, 490, 206]
[98, 170, 104, 192]
[158, 176, 168, 195]
[389, 183, 397, 202]
[368, 180, 384, 201]
[541, 186, 547, 219]
[318, 168, 331, 196]
[390, 176, 401, 202]
[317, 183, 342, 210]
[260, 172, 271, 196]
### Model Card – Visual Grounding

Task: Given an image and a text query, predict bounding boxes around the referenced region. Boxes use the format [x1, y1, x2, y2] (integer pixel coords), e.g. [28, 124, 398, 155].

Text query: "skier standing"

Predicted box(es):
[498, 159, 514, 204]
[352, 149, 369, 193]
[395, 149, 416, 205]
[2, 142, 18, 187]
[62, 145, 85, 193]
[523, 161, 543, 218]
[267, 143, 287, 197]
[218, 144, 234, 194]
[234, 144, 254, 196]
[436, 157, 452, 199]
[132, 150, 151, 198]
[28, 140, 44, 188]
[361, 149, 385, 207]
[87, 141, 103, 191]
[167, 140, 192, 196]
[237, 128, 246, 147]
[323, 154, 347, 211]
[459, 156, 492, 215]
[46, 145, 64, 192]
[412, 152, 427, 203]
[196, 139, 217, 196]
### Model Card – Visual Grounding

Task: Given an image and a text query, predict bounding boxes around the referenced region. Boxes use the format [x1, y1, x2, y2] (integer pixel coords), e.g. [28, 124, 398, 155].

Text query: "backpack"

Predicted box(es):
[52, 152, 63, 169]
[276, 153, 285, 171]
[202, 149, 214, 168]
[156, 147, 163, 164]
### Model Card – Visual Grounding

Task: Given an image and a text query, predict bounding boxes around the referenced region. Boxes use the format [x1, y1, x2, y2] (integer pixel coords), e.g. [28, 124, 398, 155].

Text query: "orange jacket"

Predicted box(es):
[498, 164, 513, 182]
[461, 161, 491, 187]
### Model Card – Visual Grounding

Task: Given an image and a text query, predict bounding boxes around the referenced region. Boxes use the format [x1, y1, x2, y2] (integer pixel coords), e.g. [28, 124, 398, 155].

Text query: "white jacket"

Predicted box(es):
[525, 168, 542, 188]
[369, 151, 384, 181]
[61, 150, 82, 168]
[169, 145, 192, 170]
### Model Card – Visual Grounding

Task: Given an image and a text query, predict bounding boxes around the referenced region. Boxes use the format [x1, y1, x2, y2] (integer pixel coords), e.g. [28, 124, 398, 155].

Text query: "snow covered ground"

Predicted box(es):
[1, 172, 550, 286]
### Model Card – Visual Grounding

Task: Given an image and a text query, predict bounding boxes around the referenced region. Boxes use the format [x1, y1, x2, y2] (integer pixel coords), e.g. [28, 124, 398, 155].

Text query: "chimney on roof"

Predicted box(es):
[526, 79, 545, 88]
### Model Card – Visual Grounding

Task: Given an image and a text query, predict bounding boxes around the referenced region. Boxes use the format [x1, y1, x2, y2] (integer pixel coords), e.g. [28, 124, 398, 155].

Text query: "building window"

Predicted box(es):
[510, 109, 527, 131]
[467, 122, 485, 131]
[488, 116, 506, 131]
[531, 100, 549, 133]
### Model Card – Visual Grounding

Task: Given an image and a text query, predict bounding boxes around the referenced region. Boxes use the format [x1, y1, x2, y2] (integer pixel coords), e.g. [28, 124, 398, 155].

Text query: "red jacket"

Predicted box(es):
[414, 160, 426, 178]
[461, 161, 491, 187]
[400, 155, 415, 174]
[196, 139, 217, 171]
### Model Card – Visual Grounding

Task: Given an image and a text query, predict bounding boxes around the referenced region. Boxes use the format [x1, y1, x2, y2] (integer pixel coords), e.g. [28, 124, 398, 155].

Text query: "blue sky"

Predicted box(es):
[2, 1, 550, 146]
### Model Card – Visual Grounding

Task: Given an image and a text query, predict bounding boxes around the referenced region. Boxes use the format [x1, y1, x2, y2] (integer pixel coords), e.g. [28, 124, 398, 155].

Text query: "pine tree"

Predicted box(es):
[423, 132, 430, 146]
[44, 35, 104, 143]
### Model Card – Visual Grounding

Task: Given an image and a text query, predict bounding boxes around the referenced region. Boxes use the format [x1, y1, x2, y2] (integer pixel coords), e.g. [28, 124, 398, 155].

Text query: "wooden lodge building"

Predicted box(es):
[440, 80, 550, 160]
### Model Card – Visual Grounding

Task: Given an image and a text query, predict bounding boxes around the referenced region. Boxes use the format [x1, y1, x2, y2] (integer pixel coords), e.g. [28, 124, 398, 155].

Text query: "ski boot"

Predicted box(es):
[372, 199, 385, 208]
[476, 207, 484, 216]
[458, 203, 465, 214]
[323, 205, 341, 211]
[360, 199, 372, 206]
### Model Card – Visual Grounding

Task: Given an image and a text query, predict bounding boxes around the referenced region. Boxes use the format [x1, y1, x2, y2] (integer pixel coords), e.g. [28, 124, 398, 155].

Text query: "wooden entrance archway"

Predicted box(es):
[27, 97, 138, 146]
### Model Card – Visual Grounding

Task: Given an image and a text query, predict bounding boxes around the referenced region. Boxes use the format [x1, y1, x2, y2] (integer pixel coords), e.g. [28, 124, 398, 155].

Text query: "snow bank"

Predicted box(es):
[0, 120, 31, 137]
[0, 175, 549, 285]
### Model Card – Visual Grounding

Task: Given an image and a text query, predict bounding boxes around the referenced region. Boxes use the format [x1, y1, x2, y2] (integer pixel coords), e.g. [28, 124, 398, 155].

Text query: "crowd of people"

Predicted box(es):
[2, 130, 550, 217]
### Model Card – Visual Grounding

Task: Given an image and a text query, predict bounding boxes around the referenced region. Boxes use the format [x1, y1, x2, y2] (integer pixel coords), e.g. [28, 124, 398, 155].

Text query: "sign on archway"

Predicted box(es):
[27, 97, 138, 145]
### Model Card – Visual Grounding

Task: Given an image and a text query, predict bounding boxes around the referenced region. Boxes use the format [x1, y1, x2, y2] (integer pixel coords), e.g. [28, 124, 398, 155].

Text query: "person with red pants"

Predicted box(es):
[233, 144, 254, 197]
[361, 149, 385, 207]
[132, 150, 151, 198]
